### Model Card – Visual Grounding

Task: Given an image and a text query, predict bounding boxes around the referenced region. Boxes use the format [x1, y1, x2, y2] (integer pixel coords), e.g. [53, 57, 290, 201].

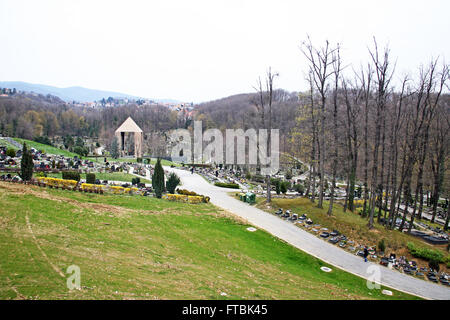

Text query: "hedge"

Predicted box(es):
[62, 171, 81, 182]
[407, 242, 446, 263]
[214, 182, 240, 189]
[86, 173, 96, 184]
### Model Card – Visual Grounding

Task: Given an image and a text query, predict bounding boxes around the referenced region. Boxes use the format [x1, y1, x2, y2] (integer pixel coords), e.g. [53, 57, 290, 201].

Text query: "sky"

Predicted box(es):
[0, 0, 449, 103]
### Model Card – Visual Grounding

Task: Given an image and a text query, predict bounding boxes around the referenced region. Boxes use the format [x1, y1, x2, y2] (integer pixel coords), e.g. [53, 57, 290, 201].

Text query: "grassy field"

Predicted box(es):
[255, 197, 449, 272]
[11, 138, 78, 158]
[0, 181, 419, 300]
[0, 138, 19, 151]
[40, 172, 152, 184]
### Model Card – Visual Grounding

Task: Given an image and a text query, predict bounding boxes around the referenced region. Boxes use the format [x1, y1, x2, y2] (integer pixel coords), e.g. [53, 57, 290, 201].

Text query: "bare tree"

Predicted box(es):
[328, 45, 342, 215]
[367, 39, 394, 229]
[408, 61, 448, 232]
[301, 36, 337, 208]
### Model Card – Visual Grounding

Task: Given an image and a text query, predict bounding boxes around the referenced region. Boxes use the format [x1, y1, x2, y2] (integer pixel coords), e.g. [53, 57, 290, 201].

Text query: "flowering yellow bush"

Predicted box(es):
[111, 186, 124, 194]
[165, 194, 203, 204]
[187, 196, 203, 204]
[37, 177, 78, 189]
[80, 183, 105, 192]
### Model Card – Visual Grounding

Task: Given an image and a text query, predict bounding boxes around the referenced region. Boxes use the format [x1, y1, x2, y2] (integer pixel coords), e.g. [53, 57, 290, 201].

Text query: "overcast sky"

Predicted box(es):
[1, 0, 449, 102]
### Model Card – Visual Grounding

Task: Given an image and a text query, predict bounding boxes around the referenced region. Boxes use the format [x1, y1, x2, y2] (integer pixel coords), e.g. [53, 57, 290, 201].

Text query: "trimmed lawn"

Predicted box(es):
[0, 182, 419, 300]
[12, 138, 78, 158]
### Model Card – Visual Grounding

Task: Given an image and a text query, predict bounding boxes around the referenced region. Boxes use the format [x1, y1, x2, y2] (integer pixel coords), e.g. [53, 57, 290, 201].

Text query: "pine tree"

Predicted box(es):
[166, 172, 180, 194]
[152, 158, 165, 198]
[110, 137, 119, 159]
[276, 180, 281, 195]
[20, 143, 33, 181]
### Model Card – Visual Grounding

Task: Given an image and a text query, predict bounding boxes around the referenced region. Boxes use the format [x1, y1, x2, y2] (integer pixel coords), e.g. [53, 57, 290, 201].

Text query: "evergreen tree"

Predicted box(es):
[166, 172, 180, 194]
[276, 180, 281, 195]
[152, 158, 165, 198]
[110, 137, 119, 159]
[20, 143, 33, 181]
[280, 181, 288, 194]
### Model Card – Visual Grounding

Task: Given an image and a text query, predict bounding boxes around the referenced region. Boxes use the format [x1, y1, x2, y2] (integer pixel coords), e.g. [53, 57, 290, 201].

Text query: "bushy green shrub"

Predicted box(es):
[62, 171, 81, 182]
[294, 183, 304, 195]
[20, 143, 33, 181]
[73, 146, 88, 157]
[152, 158, 165, 198]
[131, 177, 140, 185]
[378, 239, 386, 253]
[214, 182, 239, 189]
[6, 148, 16, 157]
[407, 242, 444, 262]
[33, 136, 52, 146]
[281, 181, 290, 194]
[166, 172, 180, 194]
[276, 180, 281, 194]
[86, 173, 96, 184]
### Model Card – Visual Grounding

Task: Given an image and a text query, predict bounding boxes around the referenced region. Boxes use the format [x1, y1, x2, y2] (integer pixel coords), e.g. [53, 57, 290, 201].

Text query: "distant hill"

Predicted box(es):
[0, 81, 179, 104]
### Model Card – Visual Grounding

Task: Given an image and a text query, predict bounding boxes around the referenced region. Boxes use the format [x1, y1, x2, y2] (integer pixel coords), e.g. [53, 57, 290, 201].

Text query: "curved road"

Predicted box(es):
[165, 166, 450, 300]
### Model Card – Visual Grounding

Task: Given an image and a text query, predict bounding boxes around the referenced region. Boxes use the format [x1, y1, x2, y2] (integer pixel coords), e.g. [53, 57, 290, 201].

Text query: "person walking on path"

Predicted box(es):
[363, 247, 369, 262]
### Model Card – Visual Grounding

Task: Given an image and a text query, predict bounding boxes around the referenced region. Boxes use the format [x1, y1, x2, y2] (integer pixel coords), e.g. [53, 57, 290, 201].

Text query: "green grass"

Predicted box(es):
[39, 172, 151, 184]
[0, 138, 19, 151]
[12, 138, 78, 157]
[0, 182, 419, 300]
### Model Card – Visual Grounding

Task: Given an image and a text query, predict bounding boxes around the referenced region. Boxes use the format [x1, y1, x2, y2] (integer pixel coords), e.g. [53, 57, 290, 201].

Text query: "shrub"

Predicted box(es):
[407, 242, 444, 262]
[176, 188, 210, 203]
[276, 180, 281, 194]
[62, 171, 81, 182]
[6, 148, 16, 157]
[214, 182, 239, 189]
[86, 173, 96, 184]
[166, 172, 181, 194]
[74, 146, 88, 157]
[20, 143, 33, 181]
[136, 157, 142, 163]
[177, 188, 197, 196]
[378, 239, 386, 253]
[281, 181, 290, 194]
[271, 178, 280, 186]
[131, 177, 140, 185]
[294, 183, 304, 195]
[33, 136, 52, 146]
[152, 158, 165, 198]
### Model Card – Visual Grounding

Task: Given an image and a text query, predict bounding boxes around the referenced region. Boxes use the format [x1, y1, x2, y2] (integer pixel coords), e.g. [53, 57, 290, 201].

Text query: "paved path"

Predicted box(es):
[165, 166, 450, 300]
